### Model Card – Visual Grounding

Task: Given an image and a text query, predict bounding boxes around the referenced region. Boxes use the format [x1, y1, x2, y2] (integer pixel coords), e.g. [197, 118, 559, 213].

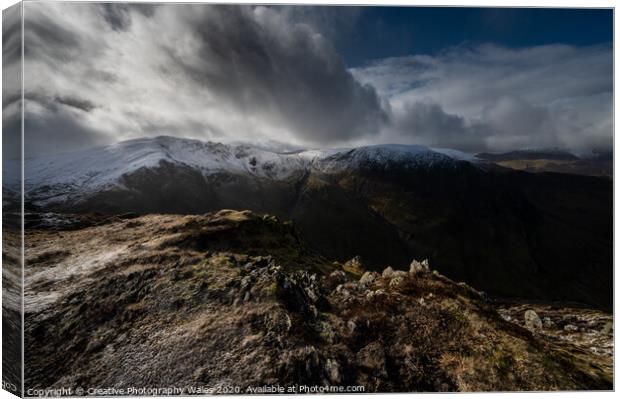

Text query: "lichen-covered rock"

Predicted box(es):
[324, 358, 341, 383]
[343, 256, 366, 275]
[564, 324, 579, 332]
[600, 321, 613, 335]
[329, 270, 346, 284]
[409, 259, 428, 274]
[525, 310, 543, 330]
[390, 276, 404, 288]
[382, 266, 395, 278]
[359, 271, 379, 287]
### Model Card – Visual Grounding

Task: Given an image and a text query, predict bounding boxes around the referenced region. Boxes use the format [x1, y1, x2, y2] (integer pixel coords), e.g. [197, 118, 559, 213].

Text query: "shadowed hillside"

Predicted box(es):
[16, 138, 613, 309]
[21, 211, 612, 392]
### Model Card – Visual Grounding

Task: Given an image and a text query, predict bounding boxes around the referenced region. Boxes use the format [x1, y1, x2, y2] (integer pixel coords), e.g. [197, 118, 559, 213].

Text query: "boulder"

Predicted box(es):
[409, 259, 429, 274]
[382, 267, 395, 278]
[329, 270, 347, 284]
[343, 256, 365, 274]
[600, 321, 613, 335]
[564, 324, 578, 332]
[524, 310, 543, 330]
[347, 320, 357, 334]
[325, 359, 341, 383]
[359, 271, 379, 287]
[325, 270, 347, 291]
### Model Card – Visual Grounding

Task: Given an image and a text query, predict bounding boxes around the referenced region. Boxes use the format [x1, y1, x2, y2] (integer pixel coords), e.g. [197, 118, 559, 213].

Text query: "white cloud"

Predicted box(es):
[19, 3, 613, 156]
[352, 43, 613, 153]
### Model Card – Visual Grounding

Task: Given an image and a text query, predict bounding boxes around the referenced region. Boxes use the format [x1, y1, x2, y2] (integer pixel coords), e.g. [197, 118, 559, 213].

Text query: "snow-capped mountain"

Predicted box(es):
[313, 144, 460, 172]
[25, 136, 307, 190]
[17, 136, 474, 207]
[22, 136, 310, 206]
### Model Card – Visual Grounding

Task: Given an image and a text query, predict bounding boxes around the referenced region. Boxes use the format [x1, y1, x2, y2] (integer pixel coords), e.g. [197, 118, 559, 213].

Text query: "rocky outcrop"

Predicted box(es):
[22, 211, 613, 393]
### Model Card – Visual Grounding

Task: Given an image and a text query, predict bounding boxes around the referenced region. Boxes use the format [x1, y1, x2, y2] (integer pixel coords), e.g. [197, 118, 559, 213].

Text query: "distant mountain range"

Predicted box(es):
[476, 149, 612, 177]
[3, 136, 613, 309]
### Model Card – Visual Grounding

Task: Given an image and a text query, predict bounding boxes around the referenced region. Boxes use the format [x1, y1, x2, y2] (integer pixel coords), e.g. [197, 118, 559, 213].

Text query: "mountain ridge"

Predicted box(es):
[5, 136, 613, 310]
[13, 136, 472, 209]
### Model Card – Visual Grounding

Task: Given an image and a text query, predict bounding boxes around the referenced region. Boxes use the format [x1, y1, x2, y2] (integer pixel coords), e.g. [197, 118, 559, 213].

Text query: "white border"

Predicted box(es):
[0, 1, 616, 399]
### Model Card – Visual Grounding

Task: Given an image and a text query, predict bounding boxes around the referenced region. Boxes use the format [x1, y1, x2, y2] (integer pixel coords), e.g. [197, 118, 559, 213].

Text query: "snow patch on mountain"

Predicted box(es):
[430, 147, 476, 162]
[17, 137, 475, 207]
[24, 136, 310, 204]
[313, 144, 460, 172]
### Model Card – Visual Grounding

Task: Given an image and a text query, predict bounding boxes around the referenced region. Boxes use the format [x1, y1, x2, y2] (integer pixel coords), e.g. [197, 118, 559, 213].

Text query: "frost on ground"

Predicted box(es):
[17, 210, 613, 392]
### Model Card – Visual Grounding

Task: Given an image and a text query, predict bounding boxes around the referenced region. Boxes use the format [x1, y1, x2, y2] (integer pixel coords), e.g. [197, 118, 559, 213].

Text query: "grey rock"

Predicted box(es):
[524, 310, 543, 330]
[329, 270, 347, 283]
[564, 324, 578, 332]
[325, 359, 341, 383]
[409, 259, 429, 274]
[343, 256, 364, 271]
[359, 271, 379, 286]
[600, 321, 613, 335]
[347, 320, 356, 334]
[382, 267, 395, 278]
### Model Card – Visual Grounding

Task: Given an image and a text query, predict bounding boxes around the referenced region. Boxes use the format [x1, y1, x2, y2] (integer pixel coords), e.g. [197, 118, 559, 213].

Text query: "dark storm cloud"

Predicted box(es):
[3, 4, 23, 161]
[279, 5, 363, 41]
[55, 96, 96, 112]
[159, 5, 387, 143]
[101, 3, 158, 31]
[23, 15, 81, 61]
[20, 2, 388, 153]
[16, 3, 613, 155]
[393, 102, 490, 152]
[2, 4, 22, 66]
[2, 92, 21, 109]
[101, 3, 132, 31]
[23, 97, 108, 158]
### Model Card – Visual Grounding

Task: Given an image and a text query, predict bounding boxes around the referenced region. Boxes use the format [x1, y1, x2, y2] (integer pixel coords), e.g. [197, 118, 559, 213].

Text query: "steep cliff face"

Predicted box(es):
[22, 211, 612, 393]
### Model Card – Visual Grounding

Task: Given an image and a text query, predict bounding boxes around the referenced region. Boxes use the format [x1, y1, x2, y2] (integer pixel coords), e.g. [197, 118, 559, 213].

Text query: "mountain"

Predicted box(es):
[476, 149, 579, 162]
[11, 136, 613, 309]
[15, 137, 469, 210]
[476, 149, 612, 177]
[18, 211, 612, 391]
[314, 144, 461, 172]
[19, 136, 308, 208]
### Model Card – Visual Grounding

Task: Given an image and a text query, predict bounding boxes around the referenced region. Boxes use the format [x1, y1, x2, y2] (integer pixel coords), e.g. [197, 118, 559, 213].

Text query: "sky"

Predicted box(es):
[2, 3, 613, 157]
